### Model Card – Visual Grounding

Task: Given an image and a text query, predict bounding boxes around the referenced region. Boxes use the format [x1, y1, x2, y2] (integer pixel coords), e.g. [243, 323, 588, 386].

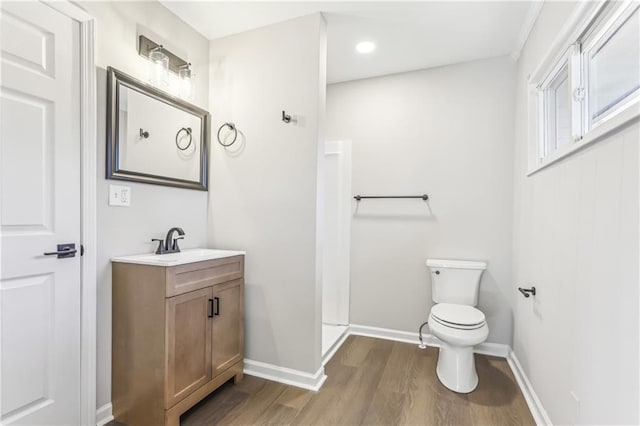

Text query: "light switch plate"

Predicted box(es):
[109, 184, 131, 207]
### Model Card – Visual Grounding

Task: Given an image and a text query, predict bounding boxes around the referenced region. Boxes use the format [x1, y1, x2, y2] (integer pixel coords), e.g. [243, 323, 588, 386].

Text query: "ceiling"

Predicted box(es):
[160, 1, 541, 84]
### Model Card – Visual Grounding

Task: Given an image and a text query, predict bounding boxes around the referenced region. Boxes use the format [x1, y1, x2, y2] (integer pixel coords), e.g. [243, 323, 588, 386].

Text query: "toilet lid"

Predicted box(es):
[430, 303, 486, 328]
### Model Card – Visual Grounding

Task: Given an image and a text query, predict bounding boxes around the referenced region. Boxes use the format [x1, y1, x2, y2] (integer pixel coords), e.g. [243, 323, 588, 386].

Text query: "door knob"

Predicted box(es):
[44, 243, 77, 259]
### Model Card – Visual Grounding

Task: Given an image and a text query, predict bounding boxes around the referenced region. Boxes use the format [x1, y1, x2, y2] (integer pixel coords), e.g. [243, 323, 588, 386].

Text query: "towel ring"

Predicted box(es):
[217, 122, 238, 147]
[175, 127, 192, 151]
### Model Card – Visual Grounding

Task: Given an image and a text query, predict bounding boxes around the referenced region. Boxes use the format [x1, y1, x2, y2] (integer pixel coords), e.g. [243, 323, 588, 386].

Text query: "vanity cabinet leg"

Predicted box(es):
[234, 370, 244, 384]
[165, 412, 180, 426]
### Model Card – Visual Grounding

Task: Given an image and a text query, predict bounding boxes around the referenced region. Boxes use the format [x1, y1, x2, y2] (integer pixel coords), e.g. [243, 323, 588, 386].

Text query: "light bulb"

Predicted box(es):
[178, 63, 194, 100]
[148, 46, 168, 87]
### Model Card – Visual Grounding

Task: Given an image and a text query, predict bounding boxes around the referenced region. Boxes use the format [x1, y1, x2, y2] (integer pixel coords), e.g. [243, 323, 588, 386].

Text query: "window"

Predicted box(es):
[584, 5, 640, 127]
[540, 61, 571, 158]
[528, 1, 640, 174]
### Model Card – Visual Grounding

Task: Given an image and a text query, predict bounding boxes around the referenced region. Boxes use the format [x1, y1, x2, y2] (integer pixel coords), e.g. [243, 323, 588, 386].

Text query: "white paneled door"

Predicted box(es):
[1, 2, 81, 425]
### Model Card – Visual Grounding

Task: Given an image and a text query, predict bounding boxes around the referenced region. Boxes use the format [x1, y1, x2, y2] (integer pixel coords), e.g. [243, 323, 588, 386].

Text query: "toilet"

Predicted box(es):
[426, 258, 489, 393]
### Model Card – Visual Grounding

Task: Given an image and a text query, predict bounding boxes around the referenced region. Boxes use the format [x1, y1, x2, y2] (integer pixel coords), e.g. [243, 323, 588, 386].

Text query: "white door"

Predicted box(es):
[1, 2, 82, 424]
[322, 140, 352, 325]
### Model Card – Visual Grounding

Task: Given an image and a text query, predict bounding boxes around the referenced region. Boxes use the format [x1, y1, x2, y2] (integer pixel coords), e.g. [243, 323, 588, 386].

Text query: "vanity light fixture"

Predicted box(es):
[138, 35, 193, 97]
[355, 41, 376, 54]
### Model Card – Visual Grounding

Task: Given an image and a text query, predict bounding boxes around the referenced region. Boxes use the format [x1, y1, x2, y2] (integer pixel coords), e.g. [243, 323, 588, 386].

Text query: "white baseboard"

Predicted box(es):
[475, 341, 510, 358]
[507, 350, 552, 426]
[349, 323, 430, 345]
[322, 327, 350, 366]
[348, 323, 510, 358]
[243, 359, 327, 392]
[95, 403, 113, 426]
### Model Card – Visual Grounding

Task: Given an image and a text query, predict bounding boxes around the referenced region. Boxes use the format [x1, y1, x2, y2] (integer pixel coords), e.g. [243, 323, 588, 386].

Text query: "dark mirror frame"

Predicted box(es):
[106, 66, 209, 191]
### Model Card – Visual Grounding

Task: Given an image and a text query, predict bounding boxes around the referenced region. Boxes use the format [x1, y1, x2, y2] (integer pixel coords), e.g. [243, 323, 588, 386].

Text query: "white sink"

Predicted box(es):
[111, 248, 245, 267]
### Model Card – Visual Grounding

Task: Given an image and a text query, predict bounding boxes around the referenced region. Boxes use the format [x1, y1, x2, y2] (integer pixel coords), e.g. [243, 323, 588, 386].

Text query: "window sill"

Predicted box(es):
[527, 103, 640, 176]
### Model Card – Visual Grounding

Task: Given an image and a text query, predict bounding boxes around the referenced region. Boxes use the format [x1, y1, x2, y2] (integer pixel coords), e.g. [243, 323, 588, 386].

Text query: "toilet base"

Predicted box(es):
[435, 342, 478, 393]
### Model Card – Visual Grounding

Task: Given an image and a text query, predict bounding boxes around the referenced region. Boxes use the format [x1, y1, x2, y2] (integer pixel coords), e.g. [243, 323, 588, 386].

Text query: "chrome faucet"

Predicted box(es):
[151, 227, 185, 254]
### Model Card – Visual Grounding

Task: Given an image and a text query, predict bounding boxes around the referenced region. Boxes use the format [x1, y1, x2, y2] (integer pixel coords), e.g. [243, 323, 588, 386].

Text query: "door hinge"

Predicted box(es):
[80, 244, 84, 256]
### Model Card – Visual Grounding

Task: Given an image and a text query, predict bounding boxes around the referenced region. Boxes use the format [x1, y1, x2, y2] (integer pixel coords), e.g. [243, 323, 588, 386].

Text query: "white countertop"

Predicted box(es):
[111, 248, 245, 267]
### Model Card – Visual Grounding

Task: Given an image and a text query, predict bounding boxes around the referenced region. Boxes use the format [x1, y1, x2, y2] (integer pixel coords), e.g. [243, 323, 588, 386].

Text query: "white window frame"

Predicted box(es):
[537, 50, 572, 160]
[527, 0, 640, 175]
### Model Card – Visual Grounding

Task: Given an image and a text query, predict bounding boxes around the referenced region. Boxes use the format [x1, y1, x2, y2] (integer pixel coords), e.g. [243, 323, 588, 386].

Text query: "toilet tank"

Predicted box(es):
[426, 259, 487, 306]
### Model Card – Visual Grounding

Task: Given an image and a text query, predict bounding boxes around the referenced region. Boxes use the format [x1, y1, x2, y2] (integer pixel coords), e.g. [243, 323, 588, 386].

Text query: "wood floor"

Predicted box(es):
[109, 335, 533, 425]
[176, 335, 535, 426]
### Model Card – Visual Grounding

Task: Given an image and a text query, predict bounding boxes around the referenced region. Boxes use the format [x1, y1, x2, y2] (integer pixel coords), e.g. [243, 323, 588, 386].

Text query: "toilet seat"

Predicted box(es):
[430, 303, 486, 330]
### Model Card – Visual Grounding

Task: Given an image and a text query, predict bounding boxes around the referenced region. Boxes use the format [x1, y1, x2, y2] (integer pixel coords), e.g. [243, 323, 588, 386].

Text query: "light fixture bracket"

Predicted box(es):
[138, 35, 188, 74]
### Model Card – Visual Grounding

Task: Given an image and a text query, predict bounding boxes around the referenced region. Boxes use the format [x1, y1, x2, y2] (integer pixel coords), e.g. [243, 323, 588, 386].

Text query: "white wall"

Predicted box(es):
[77, 1, 210, 411]
[512, 2, 639, 424]
[208, 14, 327, 374]
[326, 56, 516, 345]
[322, 141, 352, 325]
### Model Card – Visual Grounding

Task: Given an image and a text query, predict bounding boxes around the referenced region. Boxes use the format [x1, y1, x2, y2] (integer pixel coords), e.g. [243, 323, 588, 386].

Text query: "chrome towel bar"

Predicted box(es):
[354, 194, 429, 201]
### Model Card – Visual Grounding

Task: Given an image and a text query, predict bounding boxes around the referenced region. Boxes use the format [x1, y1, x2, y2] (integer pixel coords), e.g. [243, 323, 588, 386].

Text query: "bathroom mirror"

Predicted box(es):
[106, 67, 209, 190]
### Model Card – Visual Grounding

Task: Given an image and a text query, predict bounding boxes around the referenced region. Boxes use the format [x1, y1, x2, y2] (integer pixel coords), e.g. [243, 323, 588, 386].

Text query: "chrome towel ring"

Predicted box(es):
[217, 122, 238, 147]
[175, 127, 192, 151]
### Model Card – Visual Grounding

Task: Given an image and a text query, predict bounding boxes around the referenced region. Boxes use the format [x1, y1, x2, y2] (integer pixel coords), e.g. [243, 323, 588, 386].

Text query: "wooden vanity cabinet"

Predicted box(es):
[165, 287, 213, 409]
[211, 279, 244, 376]
[112, 255, 244, 426]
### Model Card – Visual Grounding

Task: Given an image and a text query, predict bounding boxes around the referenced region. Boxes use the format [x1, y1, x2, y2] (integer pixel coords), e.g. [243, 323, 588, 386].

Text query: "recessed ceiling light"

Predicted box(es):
[355, 41, 376, 54]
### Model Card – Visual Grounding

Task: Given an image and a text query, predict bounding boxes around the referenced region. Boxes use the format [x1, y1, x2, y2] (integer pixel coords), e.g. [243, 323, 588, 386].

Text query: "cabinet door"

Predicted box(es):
[212, 279, 244, 376]
[166, 287, 213, 408]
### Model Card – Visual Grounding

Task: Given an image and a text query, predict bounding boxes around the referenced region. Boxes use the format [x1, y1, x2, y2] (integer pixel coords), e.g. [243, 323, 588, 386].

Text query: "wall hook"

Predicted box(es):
[139, 128, 149, 139]
[282, 110, 291, 123]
